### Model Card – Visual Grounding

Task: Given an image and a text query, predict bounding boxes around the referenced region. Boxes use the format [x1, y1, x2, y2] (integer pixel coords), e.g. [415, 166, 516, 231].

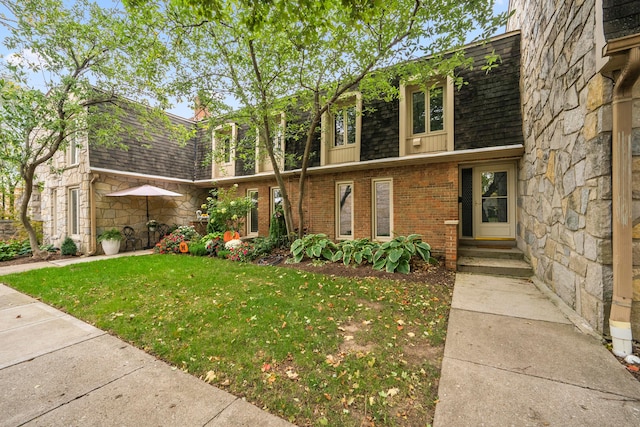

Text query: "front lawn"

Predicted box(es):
[0, 255, 452, 426]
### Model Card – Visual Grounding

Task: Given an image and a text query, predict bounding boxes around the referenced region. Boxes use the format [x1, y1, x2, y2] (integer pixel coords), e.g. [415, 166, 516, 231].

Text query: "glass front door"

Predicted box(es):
[473, 163, 515, 239]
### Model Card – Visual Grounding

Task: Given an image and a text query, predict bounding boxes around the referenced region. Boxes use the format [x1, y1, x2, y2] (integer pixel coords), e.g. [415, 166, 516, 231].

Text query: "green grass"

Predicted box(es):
[0, 255, 452, 426]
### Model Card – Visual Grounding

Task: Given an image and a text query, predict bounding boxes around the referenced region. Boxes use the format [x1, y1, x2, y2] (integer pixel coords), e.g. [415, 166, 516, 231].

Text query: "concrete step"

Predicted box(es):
[457, 246, 525, 260]
[457, 256, 533, 278]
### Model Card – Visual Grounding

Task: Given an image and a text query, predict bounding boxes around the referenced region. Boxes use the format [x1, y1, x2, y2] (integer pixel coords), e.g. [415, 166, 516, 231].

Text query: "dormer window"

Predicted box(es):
[212, 123, 236, 177]
[399, 77, 453, 156]
[321, 92, 361, 165]
[256, 113, 285, 173]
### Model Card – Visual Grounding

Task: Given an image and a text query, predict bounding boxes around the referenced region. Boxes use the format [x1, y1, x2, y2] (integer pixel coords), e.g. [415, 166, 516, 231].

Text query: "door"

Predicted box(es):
[473, 163, 516, 239]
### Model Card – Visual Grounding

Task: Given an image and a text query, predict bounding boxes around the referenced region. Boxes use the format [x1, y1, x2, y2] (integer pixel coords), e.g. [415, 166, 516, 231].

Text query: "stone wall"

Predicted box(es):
[508, 0, 615, 334]
[94, 174, 208, 252]
[0, 220, 18, 241]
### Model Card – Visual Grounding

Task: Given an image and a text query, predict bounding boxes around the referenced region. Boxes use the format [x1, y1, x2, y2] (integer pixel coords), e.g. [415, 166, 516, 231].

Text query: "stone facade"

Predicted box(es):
[0, 220, 18, 241]
[37, 136, 208, 255]
[508, 0, 640, 336]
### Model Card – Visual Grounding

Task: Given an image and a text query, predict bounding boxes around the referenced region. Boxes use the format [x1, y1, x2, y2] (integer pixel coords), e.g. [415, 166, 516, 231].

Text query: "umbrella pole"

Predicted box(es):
[146, 196, 151, 249]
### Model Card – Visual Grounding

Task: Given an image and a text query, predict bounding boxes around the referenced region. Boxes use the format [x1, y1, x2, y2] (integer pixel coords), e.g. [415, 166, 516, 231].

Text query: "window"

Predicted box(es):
[336, 182, 353, 239]
[51, 188, 58, 237]
[372, 179, 392, 241]
[321, 92, 362, 165]
[68, 138, 79, 165]
[410, 86, 444, 135]
[271, 187, 282, 217]
[68, 187, 80, 235]
[213, 123, 236, 176]
[247, 189, 259, 236]
[334, 105, 357, 146]
[399, 77, 453, 156]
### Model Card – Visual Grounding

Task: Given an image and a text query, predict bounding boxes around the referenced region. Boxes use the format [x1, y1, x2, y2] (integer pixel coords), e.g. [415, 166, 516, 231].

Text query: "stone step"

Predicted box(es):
[457, 256, 533, 278]
[457, 246, 525, 260]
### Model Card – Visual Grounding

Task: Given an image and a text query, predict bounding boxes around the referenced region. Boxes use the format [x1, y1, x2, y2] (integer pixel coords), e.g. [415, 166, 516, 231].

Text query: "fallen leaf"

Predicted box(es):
[627, 365, 640, 372]
[387, 387, 399, 397]
[261, 363, 271, 372]
[204, 371, 217, 383]
[285, 368, 299, 380]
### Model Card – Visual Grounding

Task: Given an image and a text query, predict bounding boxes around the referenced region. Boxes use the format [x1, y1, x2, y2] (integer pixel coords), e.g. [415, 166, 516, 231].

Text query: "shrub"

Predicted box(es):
[154, 226, 200, 254]
[290, 234, 338, 263]
[0, 240, 20, 261]
[217, 249, 230, 259]
[333, 238, 379, 266]
[372, 234, 435, 274]
[227, 241, 253, 262]
[200, 232, 224, 256]
[268, 207, 288, 248]
[189, 242, 208, 256]
[61, 237, 78, 256]
[203, 185, 254, 233]
[248, 236, 276, 259]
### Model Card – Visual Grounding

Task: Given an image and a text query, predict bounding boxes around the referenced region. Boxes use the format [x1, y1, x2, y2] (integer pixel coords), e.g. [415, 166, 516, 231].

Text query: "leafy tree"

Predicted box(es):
[0, 0, 177, 257]
[128, 0, 508, 240]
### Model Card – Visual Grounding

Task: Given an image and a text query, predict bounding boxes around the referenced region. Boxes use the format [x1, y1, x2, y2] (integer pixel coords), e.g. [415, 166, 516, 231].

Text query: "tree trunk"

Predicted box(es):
[19, 165, 48, 259]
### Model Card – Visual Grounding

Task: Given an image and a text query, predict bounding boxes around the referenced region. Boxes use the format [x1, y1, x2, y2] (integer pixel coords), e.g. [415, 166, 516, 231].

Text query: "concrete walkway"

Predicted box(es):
[0, 253, 294, 427]
[434, 272, 640, 426]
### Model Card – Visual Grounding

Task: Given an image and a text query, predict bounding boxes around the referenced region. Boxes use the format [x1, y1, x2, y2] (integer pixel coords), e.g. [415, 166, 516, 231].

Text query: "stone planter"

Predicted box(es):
[101, 239, 121, 256]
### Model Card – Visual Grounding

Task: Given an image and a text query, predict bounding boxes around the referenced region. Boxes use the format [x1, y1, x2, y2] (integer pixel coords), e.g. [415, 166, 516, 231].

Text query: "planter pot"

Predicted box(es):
[101, 239, 121, 256]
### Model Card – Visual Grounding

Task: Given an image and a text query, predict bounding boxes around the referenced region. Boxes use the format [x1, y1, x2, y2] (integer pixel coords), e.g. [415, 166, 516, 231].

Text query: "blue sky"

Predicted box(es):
[0, 0, 511, 119]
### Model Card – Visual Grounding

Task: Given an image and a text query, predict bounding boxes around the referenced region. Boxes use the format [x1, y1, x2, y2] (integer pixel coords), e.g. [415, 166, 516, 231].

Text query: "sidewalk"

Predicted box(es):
[0, 253, 295, 427]
[434, 272, 640, 426]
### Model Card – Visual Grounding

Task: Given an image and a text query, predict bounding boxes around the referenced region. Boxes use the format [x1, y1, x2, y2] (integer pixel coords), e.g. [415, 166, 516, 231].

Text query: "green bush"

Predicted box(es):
[189, 242, 208, 256]
[60, 237, 78, 256]
[217, 249, 230, 259]
[97, 228, 123, 242]
[290, 234, 338, 263]
[0, 240, 20, 261]
[333, 238, 379, 266]
[372, 234, 434, 274]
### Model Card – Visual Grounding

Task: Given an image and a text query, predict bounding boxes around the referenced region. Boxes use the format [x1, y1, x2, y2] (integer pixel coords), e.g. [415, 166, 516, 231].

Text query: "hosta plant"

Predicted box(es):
[372, 234, 435, 274]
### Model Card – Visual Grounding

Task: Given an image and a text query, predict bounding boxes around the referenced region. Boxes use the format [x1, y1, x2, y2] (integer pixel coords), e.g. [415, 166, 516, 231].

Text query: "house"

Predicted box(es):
[34, 0, 640, 351]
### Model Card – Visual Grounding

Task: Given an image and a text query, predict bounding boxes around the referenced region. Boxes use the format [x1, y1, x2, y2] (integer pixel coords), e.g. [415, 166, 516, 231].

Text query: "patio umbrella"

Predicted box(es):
[106, 184, 182, 248]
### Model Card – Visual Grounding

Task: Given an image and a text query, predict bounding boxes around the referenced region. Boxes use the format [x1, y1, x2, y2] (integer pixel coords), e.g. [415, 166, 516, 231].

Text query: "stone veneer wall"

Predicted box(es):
[94, 175, 209, 252]
[508, 0, 618, 334]
[37, 136, 209, 254]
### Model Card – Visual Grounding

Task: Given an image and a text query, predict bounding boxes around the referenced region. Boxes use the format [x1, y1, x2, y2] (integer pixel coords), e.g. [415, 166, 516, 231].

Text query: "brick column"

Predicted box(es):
[444, 220, 459, 271]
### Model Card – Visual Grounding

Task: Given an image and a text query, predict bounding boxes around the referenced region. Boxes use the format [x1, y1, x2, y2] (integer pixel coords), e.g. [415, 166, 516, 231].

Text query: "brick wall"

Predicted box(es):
[227, 161, 459, 255]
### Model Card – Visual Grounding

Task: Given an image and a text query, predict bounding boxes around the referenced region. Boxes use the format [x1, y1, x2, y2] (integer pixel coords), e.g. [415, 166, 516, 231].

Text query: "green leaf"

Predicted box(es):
[397, 259, 410, 274]
[385, 259, 399, 273]
[332, 250, 343, 263]
[388, 248, 404, 263]
[373, 257, 386, 271]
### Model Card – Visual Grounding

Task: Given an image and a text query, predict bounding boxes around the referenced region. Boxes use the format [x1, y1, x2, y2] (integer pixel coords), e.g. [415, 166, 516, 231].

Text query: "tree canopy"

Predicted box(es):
[0, 0, 180, 256]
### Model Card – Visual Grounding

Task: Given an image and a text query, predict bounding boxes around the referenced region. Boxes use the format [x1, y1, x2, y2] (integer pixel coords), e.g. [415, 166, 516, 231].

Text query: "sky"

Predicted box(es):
[0, 0, 511, 119]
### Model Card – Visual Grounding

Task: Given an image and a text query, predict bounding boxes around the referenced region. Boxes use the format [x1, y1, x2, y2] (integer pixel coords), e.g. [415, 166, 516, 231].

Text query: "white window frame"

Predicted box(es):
[399, 76, 454, 155]
[336, 181, 354, 239]
[68, 187, 80, 236]
[247, 189, 259, 237]
[51, 188, 58, 237]
[271, 186, 283, 217]
[372, 178, 393, 241]
[212, 123, 237, 177]
[320, 92, 362, 165]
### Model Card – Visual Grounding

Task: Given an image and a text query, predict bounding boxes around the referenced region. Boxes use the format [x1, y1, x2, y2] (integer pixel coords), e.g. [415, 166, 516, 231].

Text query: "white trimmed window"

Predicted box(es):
[212, 123, 237, 177]
[399, 77, 453, 155]
[321, 92, 362, 165]
[68, 138, 79, 165]
[68, 187, 80, 236]
[247, 189, 259, 236]
[271, 187, 282, 217]
[336, 181, 354, 239]
[372, 178, 393, 241]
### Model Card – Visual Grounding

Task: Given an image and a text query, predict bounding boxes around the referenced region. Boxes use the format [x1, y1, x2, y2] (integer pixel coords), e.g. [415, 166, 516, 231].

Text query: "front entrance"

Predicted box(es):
[460, 162, 516, 240]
